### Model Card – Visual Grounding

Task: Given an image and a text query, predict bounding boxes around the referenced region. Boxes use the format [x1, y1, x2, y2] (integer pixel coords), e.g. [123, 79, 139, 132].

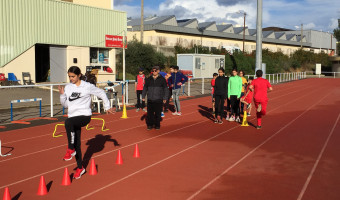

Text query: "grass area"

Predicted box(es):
[116, 72, 136, 81]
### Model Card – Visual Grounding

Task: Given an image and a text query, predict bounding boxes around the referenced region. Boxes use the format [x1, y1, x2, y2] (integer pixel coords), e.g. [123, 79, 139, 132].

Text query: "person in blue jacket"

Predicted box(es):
[168, 66, 188, 115]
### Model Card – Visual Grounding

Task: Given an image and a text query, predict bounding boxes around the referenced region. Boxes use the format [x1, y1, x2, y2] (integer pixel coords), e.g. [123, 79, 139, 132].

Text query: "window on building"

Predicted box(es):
[215, 59, 219, 69]
[195, 58, 201, 69]
[90, 48, 109, 64]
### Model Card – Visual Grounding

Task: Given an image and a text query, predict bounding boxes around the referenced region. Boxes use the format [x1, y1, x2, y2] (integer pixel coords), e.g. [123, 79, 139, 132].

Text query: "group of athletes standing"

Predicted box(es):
[211, 68, 273, 129]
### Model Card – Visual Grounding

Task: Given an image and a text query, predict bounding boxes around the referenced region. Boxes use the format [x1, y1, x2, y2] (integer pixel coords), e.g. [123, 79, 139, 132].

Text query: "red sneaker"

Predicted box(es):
[63, 149, 76, 161]
[74, 167, 85, 179]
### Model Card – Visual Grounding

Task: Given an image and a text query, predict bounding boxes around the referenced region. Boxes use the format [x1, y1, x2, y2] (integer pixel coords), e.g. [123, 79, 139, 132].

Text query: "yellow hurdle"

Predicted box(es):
[53, 117, 109, 137]
[241, 111, 249, 127]
[86, 118, 109, 131]
[52, 124, 65, 138]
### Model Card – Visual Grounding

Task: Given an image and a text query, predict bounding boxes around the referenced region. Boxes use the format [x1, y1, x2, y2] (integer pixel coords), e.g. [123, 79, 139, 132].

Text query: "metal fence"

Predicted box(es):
[0, 71, 308, 124]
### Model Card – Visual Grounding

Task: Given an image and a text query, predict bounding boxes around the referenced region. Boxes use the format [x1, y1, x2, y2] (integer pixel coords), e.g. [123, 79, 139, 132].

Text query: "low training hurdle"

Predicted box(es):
[52, 117, 109, 138]
[0, 140, 12, 157]
[11, 98, 42, 121]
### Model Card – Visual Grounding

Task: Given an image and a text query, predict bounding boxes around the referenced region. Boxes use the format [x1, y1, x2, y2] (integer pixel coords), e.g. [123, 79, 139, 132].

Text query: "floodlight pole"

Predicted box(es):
[243, 12, 246, 53]
[141, 0, 144, 43]
[255, 0, 263, 71]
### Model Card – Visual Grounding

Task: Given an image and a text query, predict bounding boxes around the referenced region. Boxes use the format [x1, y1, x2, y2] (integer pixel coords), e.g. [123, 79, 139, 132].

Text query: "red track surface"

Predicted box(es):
[1, 78, 340, 200]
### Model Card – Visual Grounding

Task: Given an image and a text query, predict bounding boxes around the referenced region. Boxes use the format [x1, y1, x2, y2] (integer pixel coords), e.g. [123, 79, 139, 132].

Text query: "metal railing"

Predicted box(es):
[0, 72, 308, 122]
[305, 71, 340, 78]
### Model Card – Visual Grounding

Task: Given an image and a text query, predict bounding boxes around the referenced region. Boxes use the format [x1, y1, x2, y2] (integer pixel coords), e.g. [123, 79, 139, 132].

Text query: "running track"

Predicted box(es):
[0, 78, 340, 200]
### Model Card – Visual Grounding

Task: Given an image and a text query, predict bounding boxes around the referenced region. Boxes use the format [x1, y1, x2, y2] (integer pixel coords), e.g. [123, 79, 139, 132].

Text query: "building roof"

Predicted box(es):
[127, 15, 175, 26]
[127, 15, 310, 47]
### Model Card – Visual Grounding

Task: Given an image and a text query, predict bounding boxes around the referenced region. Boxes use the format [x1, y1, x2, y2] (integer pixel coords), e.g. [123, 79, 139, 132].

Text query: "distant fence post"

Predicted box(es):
[50, 85, 53, 117]
[202, 78, 204, 94]
[188, 78, 191, 96]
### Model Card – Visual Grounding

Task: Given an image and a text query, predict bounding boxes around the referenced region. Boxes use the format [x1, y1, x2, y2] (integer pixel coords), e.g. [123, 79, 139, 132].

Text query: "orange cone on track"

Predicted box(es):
[37, 176, 48, 196]
[61, 168, 71, 186]
[115, 150, 123, 165]
[2, 187, 11, 200]
[133, 144, 140, 158]
[89, 159, 97, 175]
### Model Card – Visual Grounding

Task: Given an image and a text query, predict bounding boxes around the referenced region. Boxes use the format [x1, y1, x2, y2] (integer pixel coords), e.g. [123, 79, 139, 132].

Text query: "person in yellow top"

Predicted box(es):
[239, 70, 248, 114]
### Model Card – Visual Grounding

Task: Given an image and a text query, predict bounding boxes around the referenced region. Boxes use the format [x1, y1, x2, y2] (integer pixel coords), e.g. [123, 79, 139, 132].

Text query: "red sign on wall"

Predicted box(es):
[105, 35, 127, 48]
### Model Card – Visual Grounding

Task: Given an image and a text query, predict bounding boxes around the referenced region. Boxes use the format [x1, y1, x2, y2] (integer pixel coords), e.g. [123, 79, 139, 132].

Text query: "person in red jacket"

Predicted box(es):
[211, 73, 218, 114]
[135, 68, 146, 112]
[249, 70, 273, 129]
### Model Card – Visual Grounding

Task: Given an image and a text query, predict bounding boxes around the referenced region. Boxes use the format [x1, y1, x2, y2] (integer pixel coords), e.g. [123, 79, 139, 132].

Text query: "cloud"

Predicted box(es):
[117, 0, 339, 32]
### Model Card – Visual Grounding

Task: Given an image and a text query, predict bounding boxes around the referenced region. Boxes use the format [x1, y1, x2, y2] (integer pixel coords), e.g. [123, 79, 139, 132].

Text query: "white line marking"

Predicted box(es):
[296, 113, 340, 200]
[76, 87, 330, 200]
[0, 83, 326, 190]
[186, 92, 332, 200]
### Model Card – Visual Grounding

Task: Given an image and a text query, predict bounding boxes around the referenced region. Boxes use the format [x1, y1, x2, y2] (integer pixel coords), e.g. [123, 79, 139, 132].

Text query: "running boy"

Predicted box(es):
[228, 68, 243, 122]
[249, 70, 273, 129]
[240, 77, 254, 116]
[168, 66, 188, 116]
[135, 67, 146, 112]
[59, 66, 115, 179]
[211, 73, 218, 114]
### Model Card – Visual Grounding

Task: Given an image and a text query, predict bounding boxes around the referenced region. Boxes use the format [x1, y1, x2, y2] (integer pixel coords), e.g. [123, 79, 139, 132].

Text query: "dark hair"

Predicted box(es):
[213, 73, 218, 77]
[232, 68, 238, 72]
[239, 70, 245, 75]
[218, 67, 225, 73]
[170, 65, 175, 69]
[68, 66, 97, 85]
[174, 66, 179, 70]
[256, 70, 263, 77]
[249, 77, 254, 80]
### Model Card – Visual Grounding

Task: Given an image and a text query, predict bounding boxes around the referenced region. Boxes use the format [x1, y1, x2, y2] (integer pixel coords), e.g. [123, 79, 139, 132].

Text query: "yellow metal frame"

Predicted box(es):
[52, 118, 109, 138]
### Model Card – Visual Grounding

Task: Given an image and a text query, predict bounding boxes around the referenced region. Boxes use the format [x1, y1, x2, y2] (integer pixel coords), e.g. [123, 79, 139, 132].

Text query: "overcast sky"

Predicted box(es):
[115, 0, 340, 32]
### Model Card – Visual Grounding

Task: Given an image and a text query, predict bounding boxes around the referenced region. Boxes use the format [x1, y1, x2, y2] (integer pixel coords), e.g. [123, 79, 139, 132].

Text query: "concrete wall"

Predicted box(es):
[1, 46, 36, 83]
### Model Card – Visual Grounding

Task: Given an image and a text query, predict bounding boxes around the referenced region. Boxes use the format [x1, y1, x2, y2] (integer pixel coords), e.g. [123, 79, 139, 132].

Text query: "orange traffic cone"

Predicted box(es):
[2, 187, 11, 200]
[89, 159, 97, 175]
[133, 144, 140, 158]
[61, 168, 71, 186]
[37, 176, 48, 196]
[115, 150, 123, 165]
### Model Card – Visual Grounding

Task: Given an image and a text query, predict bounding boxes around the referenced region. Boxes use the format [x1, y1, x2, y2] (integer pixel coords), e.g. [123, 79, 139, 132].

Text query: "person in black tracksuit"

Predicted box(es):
[213, 67, 229, 124]
[142, 66, 169, 130]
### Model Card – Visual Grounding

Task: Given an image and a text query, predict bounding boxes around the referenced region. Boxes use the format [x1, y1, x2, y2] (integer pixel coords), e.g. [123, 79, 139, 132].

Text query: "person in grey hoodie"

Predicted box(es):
[142, 66, 169, 130]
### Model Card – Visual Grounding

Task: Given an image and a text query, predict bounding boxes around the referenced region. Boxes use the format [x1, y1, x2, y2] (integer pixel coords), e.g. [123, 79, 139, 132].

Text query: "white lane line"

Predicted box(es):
[296, 113, 340, 200]
[0, 83, 326, 190]
[76, 86, 330, 200]
[186, 92, 332, 200]
[0, 120, 208, 190]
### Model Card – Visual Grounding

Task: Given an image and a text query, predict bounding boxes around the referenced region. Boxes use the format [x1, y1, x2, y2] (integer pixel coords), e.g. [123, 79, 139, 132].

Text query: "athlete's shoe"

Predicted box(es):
[147, 126, 153, 130]
[63, 149, 76, 161]
[225, 115, 230, 121]
[218, 120, 223, 124]
[229, 116, 235, 122]
[136, 108, 140, 112]
[172, 112, 178, 115]
[214, 119, 218, 123]
[256, 126, 262, 129]
[246, 104, 251, 110]
[236, 117, 241, 123]
[247, 113, 251, 116]
[161, 112, 165, 118]
[257, 104, 262, 112]
[176, 112, 182, 116]
[143, 108, 147, 112]
[74, 167, 85, 179]
[155, 126, 160, 130]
